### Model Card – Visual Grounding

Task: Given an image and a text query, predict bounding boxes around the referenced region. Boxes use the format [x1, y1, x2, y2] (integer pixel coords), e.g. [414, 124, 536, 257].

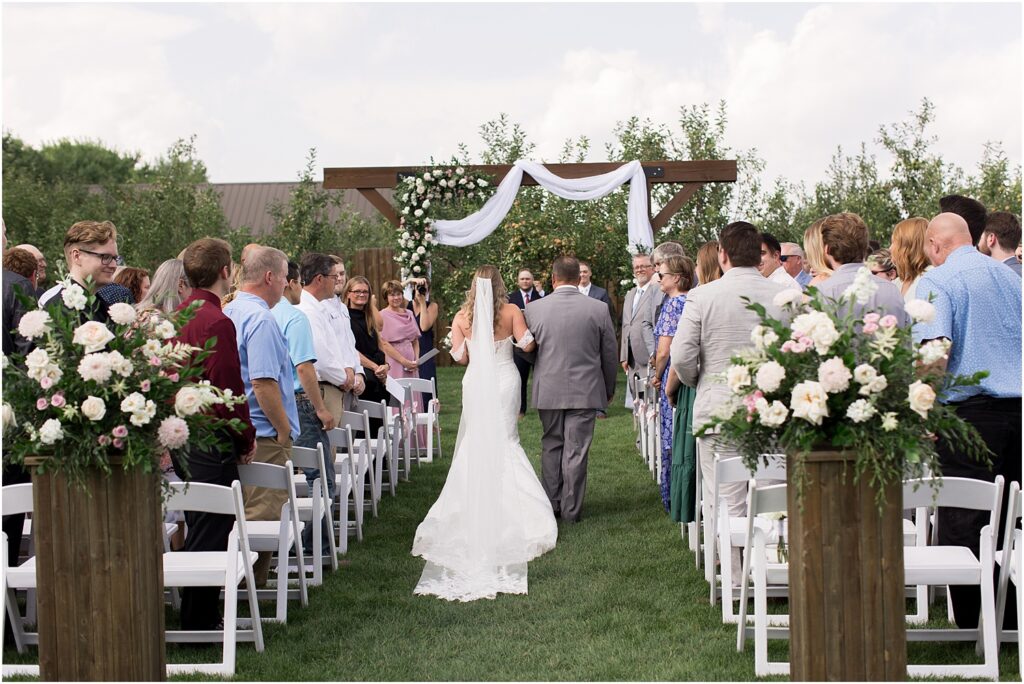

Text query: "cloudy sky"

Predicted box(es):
[2, 3, 1020, 188]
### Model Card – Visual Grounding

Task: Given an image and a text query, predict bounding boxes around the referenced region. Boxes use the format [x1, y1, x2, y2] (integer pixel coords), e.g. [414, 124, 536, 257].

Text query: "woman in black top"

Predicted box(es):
[343, 277, 391, 434]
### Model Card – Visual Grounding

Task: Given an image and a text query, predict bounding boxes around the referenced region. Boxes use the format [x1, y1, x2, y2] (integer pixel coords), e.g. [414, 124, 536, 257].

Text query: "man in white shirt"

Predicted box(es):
[578, 261, 613, 317]
[780, 242, 813, 290]
[759, 233, 802, 291]
[620, 253, 656, 407]
[295, 253, 362, 424]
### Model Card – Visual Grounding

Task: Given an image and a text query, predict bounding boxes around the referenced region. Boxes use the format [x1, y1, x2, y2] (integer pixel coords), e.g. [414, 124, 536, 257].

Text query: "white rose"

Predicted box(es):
[459, 177, 467, 186]
[107, 303, 137, 326]
[17, 310, 52, 339]
[790, 380, 830, 425]
[424, 233, 434, 243]
[401, 231, 410, 240]
[414, 209, 424, 218]
[817, 357, 852, 393]
[141, 339, 162, 357]
[411, 253, 419, 263]
[62, 283, 88, 310]
[755, 361, 786, 393]
[438, 179, 448, 188]
[881, 412, 899, 431]
[416, 246, 426, 255]
[402, 207, 409, 215]
[153, 320, 176, 340]
[78, 352, 114, 383]
[402, 193, 409, 202]
[846, 399, 877, 423]
[905, 299, 936, 323]
[174, 386, 205, 416]
[751, 325, 779, 352]
[412, 265, 422, 273]
[725, 364, 752, 394]
[455, 166, 465, 175]
[25, 347, 50, 372]
[863, 375, 888, 395]
[422, 199, 430, 209]
[120, 392, 147, 415]
[917, 338, 951, 365]
[907, 381, 936, 419]
[72, 320, 115, 353]
[422, 173, 431, 181]
[106, 350, 134, 377]
[756, 398, 789, 427]
[81, 396, 107, 421]
[38, 418, 64, 445]
[477, 178, 488, 187]
[2, 403, 16, 436]
[842, 266, 879, 305]
[810, 322, 840, 355]
[773, 288, 804, 308]
[853, 363, 878, 385]
[130, 400, 157, 427]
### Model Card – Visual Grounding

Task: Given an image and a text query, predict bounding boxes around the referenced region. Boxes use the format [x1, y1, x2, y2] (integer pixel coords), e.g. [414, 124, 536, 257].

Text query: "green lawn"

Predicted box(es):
[5, 366, 1020, 680]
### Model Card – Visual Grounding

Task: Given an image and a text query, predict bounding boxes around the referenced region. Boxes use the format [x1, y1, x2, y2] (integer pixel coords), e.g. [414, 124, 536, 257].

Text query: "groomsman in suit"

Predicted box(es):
[508, 268, 543, 417]
[620, 253, 656, 390]
[577, 261, 613, 319]
[526, 256, 618, 522]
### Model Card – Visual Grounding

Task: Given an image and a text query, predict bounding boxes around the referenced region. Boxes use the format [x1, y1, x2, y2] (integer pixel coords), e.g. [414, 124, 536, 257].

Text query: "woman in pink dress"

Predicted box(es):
[379, 280, 426, 443]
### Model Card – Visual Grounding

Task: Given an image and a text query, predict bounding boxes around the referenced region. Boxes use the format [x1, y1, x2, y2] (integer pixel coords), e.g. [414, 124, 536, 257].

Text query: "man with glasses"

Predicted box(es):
[39, 220, 124, 323]
[621, 253, 656, 406]
[758, 233, 801, 292]
[780, 242, 812, 290]
[322, 255, 365, 415]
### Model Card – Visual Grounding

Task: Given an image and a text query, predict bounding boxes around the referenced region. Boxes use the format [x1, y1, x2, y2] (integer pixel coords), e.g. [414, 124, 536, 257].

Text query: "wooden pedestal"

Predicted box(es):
[787, 450, 907, 681]
[30, 461, 166, 681]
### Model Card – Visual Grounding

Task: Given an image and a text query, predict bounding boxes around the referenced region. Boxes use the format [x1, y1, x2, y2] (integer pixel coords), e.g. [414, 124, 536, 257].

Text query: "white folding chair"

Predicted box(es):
[341, 410, 381, 516]
[2, 482, 39, 674]
[903, 475, 1004, 680]
[329, 425, 369, 540]
[995, 481, 1021, 650]
[236, 460, 308, 622]
[691, 436, 706, 564]
[1009, 527, 1023, 681]
[397, 376, 443, 463]
[163, 480, 263, 676]
[291, 444, 340, 578]
[736, 479, 790, 677]
[355, 398, 399, 497]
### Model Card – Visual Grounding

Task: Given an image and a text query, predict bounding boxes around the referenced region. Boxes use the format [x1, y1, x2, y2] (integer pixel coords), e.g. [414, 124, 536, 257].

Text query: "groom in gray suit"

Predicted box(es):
[526, 256, 619, 522]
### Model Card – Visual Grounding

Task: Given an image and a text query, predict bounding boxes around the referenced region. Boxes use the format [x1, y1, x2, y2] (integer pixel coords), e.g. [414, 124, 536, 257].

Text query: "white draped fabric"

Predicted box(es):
[433, 160, 654, 250]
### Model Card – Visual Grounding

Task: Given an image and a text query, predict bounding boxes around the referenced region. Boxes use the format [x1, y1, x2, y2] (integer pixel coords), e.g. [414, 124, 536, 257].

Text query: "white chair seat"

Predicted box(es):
[163, 551, 257, 587]
[244, 520, 300, 552]
[6, 557, 36, 589]
[904, 546, 982, 585]
[902, 518, 916, 546]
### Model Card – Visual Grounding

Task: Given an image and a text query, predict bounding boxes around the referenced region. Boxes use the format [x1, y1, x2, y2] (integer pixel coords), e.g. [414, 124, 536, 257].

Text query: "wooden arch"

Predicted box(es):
[323, 160, 737, 233]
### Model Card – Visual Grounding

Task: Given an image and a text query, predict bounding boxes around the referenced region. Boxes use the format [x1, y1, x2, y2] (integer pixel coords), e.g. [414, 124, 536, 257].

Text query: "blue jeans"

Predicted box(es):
[294, 394, 334, 554]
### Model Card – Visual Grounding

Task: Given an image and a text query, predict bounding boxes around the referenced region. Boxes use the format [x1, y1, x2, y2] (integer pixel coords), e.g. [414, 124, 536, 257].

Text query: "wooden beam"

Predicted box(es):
[651, 182, 706, 231]
[358, 188, 399, 227]
[324, 160, 737, 190]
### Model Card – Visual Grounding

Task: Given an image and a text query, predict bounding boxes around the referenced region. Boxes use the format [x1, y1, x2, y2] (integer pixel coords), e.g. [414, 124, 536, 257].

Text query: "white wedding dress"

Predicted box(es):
[412, 278, 557, 601]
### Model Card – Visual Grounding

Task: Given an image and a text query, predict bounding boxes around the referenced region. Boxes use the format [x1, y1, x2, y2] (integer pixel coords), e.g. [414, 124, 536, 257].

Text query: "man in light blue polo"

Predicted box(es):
[915, 211, 1022, 628]
[224, 245, 298, 586]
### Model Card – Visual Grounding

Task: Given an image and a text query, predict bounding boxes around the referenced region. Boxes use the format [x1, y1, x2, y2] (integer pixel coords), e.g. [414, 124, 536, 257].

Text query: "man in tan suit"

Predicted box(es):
[526, 256, 619, 522]
[669, 222, 789, 525]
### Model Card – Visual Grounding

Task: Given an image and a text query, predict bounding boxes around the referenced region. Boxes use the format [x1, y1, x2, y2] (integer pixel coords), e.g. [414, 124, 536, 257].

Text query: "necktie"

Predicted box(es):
[524, 291, 530, 304]
[632, 287, 644, 316]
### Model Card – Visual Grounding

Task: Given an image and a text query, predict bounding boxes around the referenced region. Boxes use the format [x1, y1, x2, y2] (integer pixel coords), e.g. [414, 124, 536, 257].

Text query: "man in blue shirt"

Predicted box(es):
[224, 245, 298, 587]
[915, 211, 1022, 628]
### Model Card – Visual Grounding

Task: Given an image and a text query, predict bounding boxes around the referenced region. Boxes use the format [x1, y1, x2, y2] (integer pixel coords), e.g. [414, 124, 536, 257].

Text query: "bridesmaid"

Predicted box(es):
[380, 280, 426, 443]
[407, 277, 439, 405]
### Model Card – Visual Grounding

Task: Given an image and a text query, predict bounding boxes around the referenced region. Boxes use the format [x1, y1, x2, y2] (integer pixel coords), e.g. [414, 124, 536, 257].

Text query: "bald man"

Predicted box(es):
[915, 211, 1022, 629]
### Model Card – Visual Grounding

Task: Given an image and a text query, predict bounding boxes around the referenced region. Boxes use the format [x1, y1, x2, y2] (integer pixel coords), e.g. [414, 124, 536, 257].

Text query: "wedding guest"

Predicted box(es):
[136, 259, 192, 315]
[408, 276, 439, 403]
[223, 245, 298, 587]
[695, 241, 723, 286]
[381, 278, 427, 442]
[3, 248, 37, 288]
[979, 211, 1022, 276]
[39, 220, 123, 322]
[803, 218, 833, 287]
[915, 212, 1022, 628]
[114, 266, 151, 304]
[175, 237, 256, 631]
[649, 241, 685, 356]
[780, 242, 812, 290]
[321, 255, 364, 416]
[621, 253, 656, 389]
[650, 255, 694, 514]
[759, 232, 801, 291]
[866, 248, 898, 282]
[509, 268, 543, 417]
[343, 275, 391, 408]
[273, 258, 336, 556]
[578, 261, 613, 319]
[890, 217, 931, 301]
[940, 194, 988, 246]
[817, 212, 908, 325]
[12, 243, 46, 296]
[670, 222, 789, 560]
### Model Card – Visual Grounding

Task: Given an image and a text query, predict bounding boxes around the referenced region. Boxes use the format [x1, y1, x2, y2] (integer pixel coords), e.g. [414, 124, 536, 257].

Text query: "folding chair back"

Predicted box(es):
[329, 424, 369, 533]
[1, 483, 36, 663]
[341, 410, 381, 513]
[996, 481, 1022, 647]
[356, 398, 398, 495]
[397, 377, 443, 463]
[1, 483, 33, 517]
[291, 444, 340, 569]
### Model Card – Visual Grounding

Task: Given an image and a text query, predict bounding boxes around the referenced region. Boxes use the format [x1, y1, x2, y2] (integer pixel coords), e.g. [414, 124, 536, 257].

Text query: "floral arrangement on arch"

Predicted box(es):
[697, 268, 991, 504]
[395, 163, 494, 277]
[2, 279, 247, 485]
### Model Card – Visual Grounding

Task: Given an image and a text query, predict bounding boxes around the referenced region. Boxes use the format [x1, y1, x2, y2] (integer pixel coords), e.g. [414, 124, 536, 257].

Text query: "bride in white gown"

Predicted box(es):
[412, 265, 558, 602]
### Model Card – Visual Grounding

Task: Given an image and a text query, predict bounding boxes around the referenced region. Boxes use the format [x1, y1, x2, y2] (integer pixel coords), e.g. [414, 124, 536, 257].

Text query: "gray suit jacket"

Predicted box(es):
[620, 284, 656, 366]
[670, 267, 789, 431]
[816, 262, 909, 327]
[526, 286, 619, 410]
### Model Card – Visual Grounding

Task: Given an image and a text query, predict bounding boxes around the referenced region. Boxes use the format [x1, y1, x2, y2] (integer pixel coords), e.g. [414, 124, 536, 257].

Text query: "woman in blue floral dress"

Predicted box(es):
[651, 255, 695, 512]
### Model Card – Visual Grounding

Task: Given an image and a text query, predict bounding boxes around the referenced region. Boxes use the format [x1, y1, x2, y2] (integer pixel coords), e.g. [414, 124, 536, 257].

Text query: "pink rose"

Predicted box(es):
[149, 356, 162, 367]
[799, 336, 813, 347]
[742, 390, 765, 414]
[167, 372, 180, 383]
[97, 435, 111, 446]
[112, 425, 128, 438]
[50, 393, 66, 408]
[140, 380, 151, 392]
[863, 313, 881, 325]
[879, 315, 898, 328]
[40, 376, 53, 389]
[112, 438, 124, 449]
[36, 397, 49, 410]
[863, 322, 879, 334]
[781, 340, 795, 353]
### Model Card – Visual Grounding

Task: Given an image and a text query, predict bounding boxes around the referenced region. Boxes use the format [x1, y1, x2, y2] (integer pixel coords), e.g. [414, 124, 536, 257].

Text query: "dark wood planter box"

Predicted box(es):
[787, 450, 907, 681]
[30, 459, 166, 681]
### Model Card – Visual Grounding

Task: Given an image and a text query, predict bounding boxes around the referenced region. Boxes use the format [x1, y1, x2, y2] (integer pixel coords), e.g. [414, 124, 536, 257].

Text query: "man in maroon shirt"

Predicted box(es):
[174, 237, 256, 631]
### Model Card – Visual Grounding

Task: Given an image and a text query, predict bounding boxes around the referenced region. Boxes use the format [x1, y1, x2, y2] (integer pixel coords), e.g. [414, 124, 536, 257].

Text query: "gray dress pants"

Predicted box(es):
[538, 408, 597, 522]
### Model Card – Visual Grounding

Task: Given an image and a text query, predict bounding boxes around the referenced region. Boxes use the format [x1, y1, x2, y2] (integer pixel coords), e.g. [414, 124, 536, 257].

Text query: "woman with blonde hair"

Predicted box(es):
[343, 275, 390, 407]
[890, 217, 931, 301]
[803, 218, 833, 286]
[695, 241, 722, 285]
[413, 264, 555, 602]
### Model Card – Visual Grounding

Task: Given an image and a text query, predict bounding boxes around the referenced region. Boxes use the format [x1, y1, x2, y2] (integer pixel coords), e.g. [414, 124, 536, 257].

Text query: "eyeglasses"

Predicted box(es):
[349, 289, 370, 296]
[780, 255, 798, 262]
[633, 264, 654, 271]
[78, 249, 124, 266]
[321, 272, 343, 281]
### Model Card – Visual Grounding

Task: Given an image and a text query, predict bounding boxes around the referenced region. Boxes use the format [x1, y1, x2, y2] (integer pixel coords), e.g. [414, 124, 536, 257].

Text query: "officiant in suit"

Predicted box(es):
[620, 253, 657, 382]
[508, 268, 543, 417]
[526, 256, 618, 522]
